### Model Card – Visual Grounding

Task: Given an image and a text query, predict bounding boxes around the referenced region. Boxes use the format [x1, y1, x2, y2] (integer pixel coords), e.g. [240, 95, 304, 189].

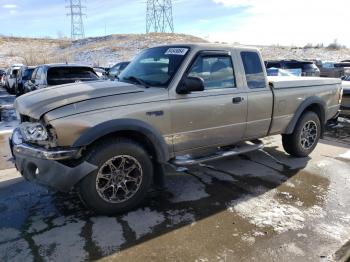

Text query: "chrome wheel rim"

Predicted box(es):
[96, 155, 143, 204]
[300, 120, 318, 150]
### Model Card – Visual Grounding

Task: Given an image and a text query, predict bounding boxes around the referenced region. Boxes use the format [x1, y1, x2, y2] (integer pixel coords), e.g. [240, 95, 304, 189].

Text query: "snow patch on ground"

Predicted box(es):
[122, 208, 165, 239]
[283, 242, 305, 256]
[0, 239, 32, 261]
[166, 209, 195, 227]
[91, 217, 125, 255]
[241, 234, 255, 245]
[228, 188, 325, 233]
[0, 227, 20, 242]
[316, 222, 350, 241]
[27, 219, 48, 233]
[166, 174, 209, 203]
[33, 221, 87, 261]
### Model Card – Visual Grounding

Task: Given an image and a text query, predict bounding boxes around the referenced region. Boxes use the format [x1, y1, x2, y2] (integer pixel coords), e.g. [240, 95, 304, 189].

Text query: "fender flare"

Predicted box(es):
[72, 119, 170, 163]
[284, 96, 326, 135]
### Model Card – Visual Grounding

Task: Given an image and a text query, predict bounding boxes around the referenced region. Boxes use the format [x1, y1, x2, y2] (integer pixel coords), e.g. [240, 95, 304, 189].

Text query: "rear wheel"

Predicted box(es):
[282, 111, 321, 157]
[77, 138, 153, 215]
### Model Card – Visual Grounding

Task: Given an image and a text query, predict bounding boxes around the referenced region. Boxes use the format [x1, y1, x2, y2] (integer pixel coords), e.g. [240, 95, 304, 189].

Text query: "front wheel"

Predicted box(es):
[282, 111, 321, 157]
[77, 138, 153, 215]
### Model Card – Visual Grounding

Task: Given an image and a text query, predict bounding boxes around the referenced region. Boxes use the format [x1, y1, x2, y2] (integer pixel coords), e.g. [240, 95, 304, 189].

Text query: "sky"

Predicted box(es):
[0, 0, 349, 47]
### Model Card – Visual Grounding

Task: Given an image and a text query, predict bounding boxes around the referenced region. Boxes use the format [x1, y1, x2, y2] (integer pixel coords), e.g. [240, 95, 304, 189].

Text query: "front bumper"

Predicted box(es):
[10, 128, 97, 192]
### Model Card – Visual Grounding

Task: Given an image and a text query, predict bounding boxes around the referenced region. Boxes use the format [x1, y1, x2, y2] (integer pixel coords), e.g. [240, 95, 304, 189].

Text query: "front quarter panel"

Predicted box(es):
[48, 99, 173, 158]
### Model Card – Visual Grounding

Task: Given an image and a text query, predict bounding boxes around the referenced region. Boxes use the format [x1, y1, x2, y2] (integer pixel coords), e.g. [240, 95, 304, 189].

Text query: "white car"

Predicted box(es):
[5, 64, 23, 94]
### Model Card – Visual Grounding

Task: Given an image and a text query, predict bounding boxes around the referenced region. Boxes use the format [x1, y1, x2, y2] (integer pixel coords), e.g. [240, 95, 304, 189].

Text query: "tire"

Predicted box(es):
[282, 111, 321, 157]
[77, 138, 153, 215]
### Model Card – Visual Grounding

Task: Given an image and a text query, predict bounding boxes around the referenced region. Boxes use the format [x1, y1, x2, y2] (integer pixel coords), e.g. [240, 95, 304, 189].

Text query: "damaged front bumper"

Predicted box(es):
[10, 128, 97, 192]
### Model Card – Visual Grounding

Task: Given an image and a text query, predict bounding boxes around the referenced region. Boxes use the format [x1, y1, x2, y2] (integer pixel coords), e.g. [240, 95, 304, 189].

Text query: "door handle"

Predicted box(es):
[232, 97, 244, 104]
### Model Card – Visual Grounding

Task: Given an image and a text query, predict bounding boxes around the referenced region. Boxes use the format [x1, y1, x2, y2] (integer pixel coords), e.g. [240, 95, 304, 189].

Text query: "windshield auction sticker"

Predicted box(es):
[165, 48, 189, 56]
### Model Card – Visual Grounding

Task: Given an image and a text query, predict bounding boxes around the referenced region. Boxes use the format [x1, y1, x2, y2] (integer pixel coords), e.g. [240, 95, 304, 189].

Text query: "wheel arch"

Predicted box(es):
[72, 119, 170, 163]
[284, 96, 326, 136]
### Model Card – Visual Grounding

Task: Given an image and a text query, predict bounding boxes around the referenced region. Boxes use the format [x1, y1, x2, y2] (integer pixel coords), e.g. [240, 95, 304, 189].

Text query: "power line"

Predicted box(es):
[146, 0, 174, 33]
[66, 0, 86, 39]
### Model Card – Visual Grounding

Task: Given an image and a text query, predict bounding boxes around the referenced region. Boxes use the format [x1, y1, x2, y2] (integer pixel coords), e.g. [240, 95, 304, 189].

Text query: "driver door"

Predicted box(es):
[170, 51, 248, 154]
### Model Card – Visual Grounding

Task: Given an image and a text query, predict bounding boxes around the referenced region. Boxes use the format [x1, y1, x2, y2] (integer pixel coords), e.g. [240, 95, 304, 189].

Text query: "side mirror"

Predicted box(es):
[177, 76, 205, 94]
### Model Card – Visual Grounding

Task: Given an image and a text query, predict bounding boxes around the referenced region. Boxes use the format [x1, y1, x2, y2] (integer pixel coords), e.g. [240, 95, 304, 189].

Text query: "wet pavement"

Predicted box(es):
[0, 87, 350, 262]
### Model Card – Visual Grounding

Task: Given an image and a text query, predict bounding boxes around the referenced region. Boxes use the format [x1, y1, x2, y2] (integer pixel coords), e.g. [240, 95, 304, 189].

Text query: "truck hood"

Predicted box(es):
[15, 80, 145, 119]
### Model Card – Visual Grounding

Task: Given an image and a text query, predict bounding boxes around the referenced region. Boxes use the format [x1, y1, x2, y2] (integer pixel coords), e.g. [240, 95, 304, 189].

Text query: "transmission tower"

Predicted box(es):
[146, 0, 174, 33]
[66, 0, 86, 40]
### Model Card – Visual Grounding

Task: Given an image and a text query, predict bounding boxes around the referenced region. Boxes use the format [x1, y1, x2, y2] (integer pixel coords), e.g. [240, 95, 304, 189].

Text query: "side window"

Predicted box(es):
[35, 68, 44, 81]
[31, 68, 38, 80]
[241, 52, 266, 89]
[188, 55, 236, 90]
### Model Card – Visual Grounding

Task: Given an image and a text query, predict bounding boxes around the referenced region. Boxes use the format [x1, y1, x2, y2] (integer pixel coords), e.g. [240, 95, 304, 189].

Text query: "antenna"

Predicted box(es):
[66, 0, 86, 40]
[146, 0, 174, 33]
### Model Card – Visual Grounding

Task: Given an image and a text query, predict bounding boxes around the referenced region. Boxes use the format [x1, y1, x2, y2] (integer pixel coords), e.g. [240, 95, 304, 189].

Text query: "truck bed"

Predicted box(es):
[268, 76, 341, 89]
[267, 76, 341, 135]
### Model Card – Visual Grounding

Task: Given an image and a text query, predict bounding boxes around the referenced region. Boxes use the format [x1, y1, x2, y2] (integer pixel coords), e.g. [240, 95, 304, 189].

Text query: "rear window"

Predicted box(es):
[284, 62, 316, 70]
[266, 62, 282, 69]
[47, 67, 98, 86]
[241, 51, 266, 89]
[301, 63, 317, 70]
[23, 69, 34, 80]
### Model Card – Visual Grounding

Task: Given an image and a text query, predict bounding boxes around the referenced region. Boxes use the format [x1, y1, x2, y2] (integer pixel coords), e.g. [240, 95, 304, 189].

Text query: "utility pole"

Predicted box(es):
[66, 0, 86, 40]
[146, 0, 174, 33]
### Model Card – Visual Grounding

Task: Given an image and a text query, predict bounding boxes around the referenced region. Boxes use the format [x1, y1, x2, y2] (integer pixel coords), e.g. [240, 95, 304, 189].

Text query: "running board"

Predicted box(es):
[171, 140, 264, 167]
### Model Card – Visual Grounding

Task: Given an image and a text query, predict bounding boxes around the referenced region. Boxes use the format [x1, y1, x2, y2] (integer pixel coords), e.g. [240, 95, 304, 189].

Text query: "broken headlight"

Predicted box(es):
[20, 122, 49, 142]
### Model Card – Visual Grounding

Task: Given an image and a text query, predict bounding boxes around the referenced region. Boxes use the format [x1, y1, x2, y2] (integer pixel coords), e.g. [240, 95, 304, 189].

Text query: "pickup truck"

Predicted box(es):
[10, 44, 342, 214]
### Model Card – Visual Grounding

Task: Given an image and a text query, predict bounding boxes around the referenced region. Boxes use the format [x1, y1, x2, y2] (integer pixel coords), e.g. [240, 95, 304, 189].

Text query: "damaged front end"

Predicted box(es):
[10, 120, 97, 192]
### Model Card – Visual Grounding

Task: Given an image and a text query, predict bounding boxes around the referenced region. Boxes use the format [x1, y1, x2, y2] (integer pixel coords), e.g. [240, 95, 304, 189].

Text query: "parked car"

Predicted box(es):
[265, 60, 320, 77]
[0, 69, 6, 86]
[108, 61, 130, 80]
[266, 68, 295, 76]
[317, 61, 346, 78]
[15, 66, 35, 97]
[340, 75, 350, 118]
[5, 64, 23, 94]
[334, 62, 350, 77]
[93, 67, 109, 80]
[11, 44, 341, 214]
[24, 64, 99, 93]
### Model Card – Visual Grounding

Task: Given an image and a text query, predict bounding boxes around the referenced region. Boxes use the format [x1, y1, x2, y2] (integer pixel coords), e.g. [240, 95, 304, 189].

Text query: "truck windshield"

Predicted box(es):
[119, 46, 190, 88]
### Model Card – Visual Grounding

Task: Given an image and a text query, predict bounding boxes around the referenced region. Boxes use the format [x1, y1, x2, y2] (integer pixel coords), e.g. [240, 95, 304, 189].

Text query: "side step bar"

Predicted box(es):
[171, 140, 264, 167]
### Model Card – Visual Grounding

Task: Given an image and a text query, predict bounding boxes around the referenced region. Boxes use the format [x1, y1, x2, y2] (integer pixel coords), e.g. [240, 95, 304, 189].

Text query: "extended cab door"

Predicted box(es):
[170, 50, 248, 154]
[238, 50, 273, 139]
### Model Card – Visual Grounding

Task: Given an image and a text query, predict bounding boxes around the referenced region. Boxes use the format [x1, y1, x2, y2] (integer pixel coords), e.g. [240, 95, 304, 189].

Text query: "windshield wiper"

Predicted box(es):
[123, 76, 149, 88]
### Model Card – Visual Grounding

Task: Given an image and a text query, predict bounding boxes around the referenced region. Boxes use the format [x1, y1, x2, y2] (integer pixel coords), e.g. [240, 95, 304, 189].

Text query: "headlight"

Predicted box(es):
[20, 122, 48, 142]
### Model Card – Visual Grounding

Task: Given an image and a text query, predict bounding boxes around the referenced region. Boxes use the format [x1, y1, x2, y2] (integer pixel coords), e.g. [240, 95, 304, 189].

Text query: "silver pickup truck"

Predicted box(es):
[10, 44, 342, 214]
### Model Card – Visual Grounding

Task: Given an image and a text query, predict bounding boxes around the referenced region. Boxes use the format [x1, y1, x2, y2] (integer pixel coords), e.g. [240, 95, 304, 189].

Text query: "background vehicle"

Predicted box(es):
[93, 67, 109, 80]
[108, 61, 130, 80]
[265, 60, 320, 77]
[0, 69, 6, 86]
[24, 64, 99, 93]
[341, 75, 350, 118]
[266, 68, 295, 76]
[5, 64, 23, 94]
[11, 44, 341, 214]
[316, 61, 346, 78]
[15, 66, 35, 96]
